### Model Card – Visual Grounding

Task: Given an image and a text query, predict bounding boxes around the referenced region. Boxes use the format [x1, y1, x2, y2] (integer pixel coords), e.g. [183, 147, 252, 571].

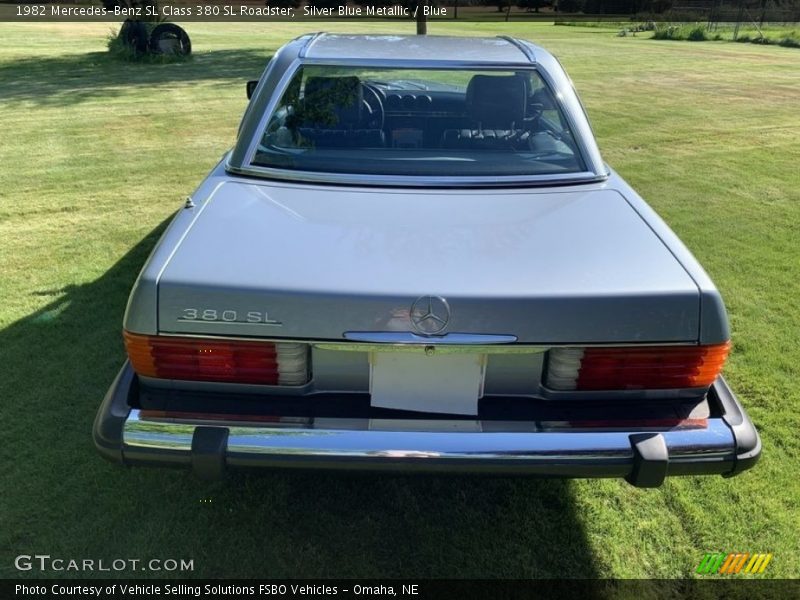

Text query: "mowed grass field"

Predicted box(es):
[1, 22, 798, 583]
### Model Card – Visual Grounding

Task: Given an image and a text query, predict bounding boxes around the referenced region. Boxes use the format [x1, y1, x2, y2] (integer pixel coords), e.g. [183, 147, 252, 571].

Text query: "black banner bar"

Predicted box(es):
[4, 580, 800, 600]
[2, 0, 798, 23]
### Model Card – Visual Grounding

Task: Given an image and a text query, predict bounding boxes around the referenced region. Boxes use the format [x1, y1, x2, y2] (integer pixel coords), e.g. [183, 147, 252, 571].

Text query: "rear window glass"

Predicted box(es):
[251, 66, 585, 178]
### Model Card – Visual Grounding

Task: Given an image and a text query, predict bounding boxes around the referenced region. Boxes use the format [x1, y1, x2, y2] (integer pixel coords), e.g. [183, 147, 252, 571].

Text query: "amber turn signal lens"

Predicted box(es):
[546, 341, 731, 391]
[123, 331, 309, 386]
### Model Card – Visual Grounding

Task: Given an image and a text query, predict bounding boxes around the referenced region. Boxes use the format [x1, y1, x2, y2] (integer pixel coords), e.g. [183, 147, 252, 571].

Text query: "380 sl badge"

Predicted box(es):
[178, 308, 282, 326]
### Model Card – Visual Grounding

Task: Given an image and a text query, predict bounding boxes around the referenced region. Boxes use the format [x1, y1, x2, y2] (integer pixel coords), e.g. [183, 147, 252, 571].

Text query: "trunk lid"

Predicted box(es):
[157, 181, 699, 343]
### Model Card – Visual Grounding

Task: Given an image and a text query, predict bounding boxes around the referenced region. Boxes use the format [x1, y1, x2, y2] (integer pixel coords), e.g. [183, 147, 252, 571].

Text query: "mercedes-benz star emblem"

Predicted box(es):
[410, 295, 451, 335]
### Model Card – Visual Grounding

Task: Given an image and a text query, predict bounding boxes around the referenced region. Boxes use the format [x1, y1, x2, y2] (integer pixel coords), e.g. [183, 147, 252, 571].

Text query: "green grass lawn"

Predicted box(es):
[644, 21, 800, 46]
[1, 21, 798, 583]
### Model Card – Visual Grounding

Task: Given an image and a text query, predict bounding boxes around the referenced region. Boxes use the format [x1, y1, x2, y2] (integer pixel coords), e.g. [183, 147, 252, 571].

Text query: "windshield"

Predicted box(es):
[251, 66, 586, 178]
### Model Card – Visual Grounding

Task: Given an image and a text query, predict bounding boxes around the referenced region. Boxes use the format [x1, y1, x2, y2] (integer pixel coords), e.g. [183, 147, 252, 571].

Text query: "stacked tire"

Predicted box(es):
[149, 23, 191, 56]
[118, 20, 191, 57]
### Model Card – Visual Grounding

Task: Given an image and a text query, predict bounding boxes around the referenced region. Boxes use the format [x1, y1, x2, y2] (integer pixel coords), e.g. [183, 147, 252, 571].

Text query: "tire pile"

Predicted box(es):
[119, 20, 192, 56]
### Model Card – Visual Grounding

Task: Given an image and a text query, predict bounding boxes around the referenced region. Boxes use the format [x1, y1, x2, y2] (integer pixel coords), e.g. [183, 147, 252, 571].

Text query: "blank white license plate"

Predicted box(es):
[369, 351, 486, 416]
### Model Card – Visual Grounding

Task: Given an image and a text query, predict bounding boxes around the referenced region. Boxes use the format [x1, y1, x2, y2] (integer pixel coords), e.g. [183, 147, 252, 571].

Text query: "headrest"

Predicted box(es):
[466, 75, 527, 128]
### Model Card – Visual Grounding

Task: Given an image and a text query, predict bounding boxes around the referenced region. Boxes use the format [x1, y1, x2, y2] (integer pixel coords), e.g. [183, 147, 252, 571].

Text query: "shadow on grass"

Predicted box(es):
[0, 222, 600, 579]
[0, 49, 271, 106]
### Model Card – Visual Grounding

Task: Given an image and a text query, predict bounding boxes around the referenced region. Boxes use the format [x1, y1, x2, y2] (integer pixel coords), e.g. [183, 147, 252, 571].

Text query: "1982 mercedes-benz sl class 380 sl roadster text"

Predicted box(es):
[94, 34, 760, 487]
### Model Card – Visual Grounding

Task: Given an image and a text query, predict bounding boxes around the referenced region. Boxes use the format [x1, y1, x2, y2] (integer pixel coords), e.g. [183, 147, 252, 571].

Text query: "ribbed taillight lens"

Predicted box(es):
[124, 332, 309, 386]
[545, 342, 731, 391]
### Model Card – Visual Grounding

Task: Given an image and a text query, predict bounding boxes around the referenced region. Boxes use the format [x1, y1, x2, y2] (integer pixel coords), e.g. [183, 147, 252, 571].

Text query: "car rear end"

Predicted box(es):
[95, 331, 759, 487]
[94, 35, 759, 487]
[94, 176, 760, 487]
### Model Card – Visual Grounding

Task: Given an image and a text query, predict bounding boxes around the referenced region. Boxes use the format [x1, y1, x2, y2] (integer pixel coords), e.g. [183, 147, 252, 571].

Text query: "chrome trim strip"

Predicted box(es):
[317, 343, 541, 355]
[226, 163, 606, 189]
[123, 409, 735, 461]
[298, 32, 325, 59]
[153, 331, 698, 348]
[299, 58, 538, 68]
[496, 36, 537, 63]
[342, 332, 518, 345]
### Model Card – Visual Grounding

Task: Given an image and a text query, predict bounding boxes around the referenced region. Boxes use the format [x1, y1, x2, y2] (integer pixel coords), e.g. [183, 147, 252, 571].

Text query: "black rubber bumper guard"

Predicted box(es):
[93, 362, 761, 487]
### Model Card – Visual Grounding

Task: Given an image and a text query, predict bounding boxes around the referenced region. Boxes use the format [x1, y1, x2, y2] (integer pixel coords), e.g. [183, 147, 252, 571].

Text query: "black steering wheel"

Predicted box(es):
[361, 83, 385, 130]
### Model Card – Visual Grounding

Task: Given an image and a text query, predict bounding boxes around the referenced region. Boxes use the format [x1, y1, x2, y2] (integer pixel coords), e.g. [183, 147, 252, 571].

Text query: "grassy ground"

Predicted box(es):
[648, 22, 800, 46]
[0, 22, 798, 584]
[557, 20, 800, 46]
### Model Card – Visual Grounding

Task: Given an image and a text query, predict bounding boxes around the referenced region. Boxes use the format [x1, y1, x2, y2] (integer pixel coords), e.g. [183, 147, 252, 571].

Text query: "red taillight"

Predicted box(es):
[546, 342, 731, 391]
[124, 332, 309, 386]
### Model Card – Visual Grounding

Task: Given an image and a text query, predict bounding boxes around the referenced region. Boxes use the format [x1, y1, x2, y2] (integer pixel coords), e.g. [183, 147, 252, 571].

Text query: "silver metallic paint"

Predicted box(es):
[152, 180, 703, 343]
[101, 35, 750, 479]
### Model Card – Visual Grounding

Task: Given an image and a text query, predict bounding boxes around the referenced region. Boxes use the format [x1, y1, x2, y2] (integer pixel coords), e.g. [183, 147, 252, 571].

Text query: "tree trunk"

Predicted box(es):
[416, 0, 428, 34]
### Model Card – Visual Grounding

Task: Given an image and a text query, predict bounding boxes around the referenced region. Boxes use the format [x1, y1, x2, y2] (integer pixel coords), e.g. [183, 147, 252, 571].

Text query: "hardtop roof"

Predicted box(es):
[299, 33, 539, 64]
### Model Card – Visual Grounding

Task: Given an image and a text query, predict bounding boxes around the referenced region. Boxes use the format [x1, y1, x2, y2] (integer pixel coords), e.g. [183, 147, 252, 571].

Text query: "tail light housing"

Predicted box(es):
[124, 332, 309, 386]
[545, 341, 731, 391]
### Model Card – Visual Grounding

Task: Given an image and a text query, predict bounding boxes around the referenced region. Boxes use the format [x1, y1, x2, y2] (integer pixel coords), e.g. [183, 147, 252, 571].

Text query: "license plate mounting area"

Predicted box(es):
[369, 349, 486, 416]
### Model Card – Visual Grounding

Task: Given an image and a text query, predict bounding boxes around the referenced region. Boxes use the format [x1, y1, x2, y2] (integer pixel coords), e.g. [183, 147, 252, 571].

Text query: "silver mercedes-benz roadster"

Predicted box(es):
[94, 34, 760, 487]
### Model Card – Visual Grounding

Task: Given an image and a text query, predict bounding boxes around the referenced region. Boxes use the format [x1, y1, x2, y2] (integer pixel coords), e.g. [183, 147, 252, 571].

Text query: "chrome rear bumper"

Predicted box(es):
[94, 362, 760, 487]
